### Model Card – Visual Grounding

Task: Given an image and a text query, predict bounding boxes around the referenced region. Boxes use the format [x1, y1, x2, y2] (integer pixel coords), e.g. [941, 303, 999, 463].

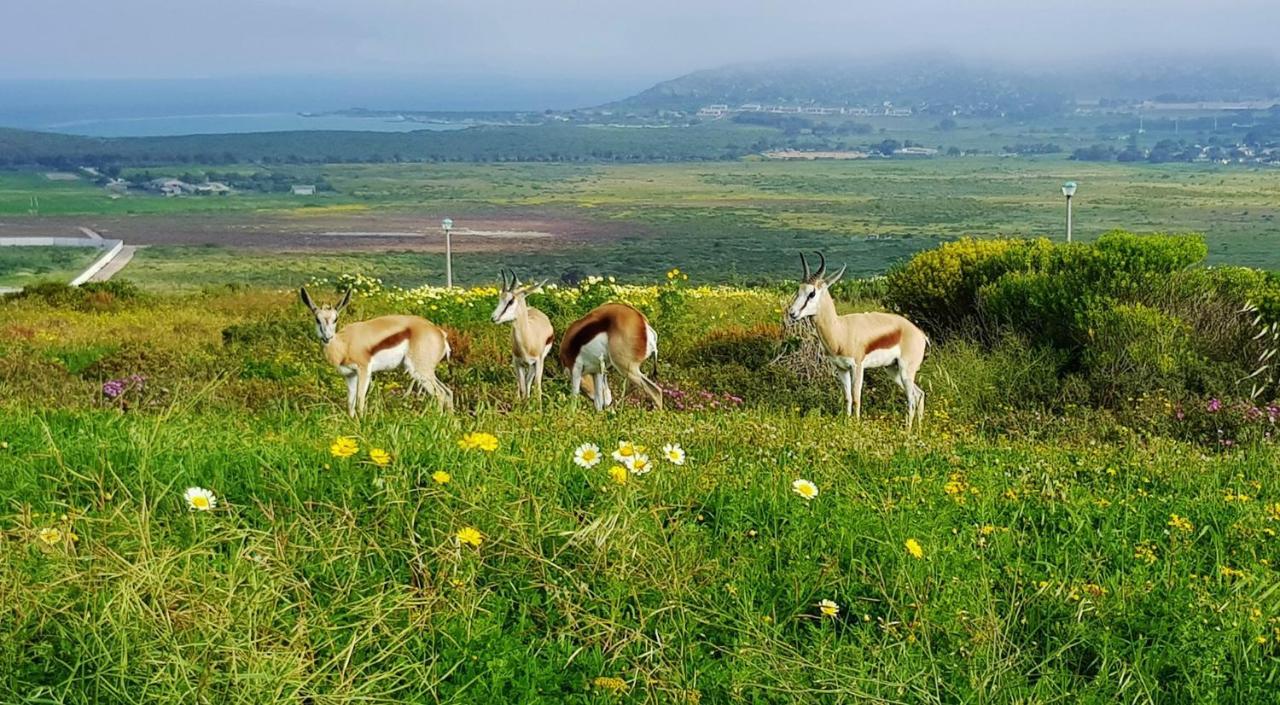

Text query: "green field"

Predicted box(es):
[3, 271, 1279, 702]
[0, 245, 100, 288]
[3, 158, 1279, 292]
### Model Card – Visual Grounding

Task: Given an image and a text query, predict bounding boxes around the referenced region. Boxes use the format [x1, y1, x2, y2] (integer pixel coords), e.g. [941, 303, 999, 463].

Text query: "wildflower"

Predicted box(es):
[1207, 398, 1222, 413]
[608, 465, 628, 485]
[1168, 514, 1194, 533]
[905, 538, 924, 559]
[184, 487, 217, 512]
[791, 479, 819, 500]
[979, 524, 998, 536]
[369, 448, 391, 466]
[330, 436, 359, 458]
[662, 443, 686, 465]
[458, 432, 499, 452]
[592, 676, 628, 694]
[456, 527, 484, 548]
[626, 454, 653, 475]
[37, 527, 62, 545]
[573, 443, 602, 468]
[1220, 565, 1246, 579]
[612, 440, 647, 463]
[1266, 502, 1280, 522]
[818, 599, 840, 617]
[1134, 542, 1158, 565]
[432, 470, 451, 485]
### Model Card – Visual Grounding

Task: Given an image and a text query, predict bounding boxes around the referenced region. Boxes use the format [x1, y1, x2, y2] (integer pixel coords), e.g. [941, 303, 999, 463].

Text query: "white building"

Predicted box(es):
[291, 185, 317, 196]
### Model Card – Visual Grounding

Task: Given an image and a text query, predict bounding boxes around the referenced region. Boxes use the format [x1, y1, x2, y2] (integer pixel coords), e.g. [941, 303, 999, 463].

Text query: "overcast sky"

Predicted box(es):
[3, 0, 1278, 82]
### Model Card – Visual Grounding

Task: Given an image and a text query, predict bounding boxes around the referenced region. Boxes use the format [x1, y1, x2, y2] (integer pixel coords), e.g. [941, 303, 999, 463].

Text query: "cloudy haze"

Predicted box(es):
[5, 0, 1279, 82]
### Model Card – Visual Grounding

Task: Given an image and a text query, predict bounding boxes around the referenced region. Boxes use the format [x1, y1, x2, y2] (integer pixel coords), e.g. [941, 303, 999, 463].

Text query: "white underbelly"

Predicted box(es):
[370, 341, 409, 372]
[577, 333, 610, 374]
[862, 345, 901, 369]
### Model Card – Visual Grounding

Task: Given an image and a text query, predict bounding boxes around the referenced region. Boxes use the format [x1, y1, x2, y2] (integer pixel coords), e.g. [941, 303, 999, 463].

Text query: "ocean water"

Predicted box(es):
[36, 113, 467, 137]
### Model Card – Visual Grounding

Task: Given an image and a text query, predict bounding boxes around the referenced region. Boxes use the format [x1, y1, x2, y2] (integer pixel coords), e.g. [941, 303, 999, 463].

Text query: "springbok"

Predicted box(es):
[491, 269, 554, 401]
[560, 302, 662, 410]
[786, 253, 928, 428]
[300, 287, 454, 417]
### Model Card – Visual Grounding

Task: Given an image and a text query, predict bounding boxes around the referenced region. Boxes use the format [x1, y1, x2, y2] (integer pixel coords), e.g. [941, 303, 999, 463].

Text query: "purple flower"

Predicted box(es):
[1207, 398, 1222, 413]
[102, 380, 125, 399]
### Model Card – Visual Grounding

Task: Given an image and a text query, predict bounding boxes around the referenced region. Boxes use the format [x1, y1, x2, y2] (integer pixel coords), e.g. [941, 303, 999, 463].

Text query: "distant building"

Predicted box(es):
[291, 185, 317, 196]
[195, 182, 231, 196]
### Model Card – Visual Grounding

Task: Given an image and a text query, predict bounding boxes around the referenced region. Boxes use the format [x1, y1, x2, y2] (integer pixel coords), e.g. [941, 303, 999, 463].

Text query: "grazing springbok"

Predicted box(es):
[300, 287, 454, 417]
[491, 269, 554, 401]
[560, 302, 662, 410]
[786, 253, 928, 428]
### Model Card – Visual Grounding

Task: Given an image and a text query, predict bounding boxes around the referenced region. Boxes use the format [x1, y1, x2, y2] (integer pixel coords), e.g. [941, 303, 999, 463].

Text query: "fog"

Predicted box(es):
[5, 0, 1278, 83]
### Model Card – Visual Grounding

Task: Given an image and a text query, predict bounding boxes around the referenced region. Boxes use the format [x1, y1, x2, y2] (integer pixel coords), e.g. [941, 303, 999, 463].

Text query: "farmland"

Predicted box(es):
[2, 157, 1280, 290]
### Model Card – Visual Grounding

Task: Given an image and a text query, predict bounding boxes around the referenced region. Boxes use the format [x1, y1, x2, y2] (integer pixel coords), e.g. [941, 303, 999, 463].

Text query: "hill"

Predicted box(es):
[605, 54, 1280, 117]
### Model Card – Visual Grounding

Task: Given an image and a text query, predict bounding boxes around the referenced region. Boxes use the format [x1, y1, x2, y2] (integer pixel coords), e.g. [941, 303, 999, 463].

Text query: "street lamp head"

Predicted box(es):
[1061, 181, 1077, 198]
[442, 217, 453, 232]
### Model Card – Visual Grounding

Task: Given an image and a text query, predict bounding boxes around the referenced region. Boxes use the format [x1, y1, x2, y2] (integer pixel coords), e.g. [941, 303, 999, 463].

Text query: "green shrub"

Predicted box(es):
[1080, 303, 1202, 404]
[883, 237, 1043, 332]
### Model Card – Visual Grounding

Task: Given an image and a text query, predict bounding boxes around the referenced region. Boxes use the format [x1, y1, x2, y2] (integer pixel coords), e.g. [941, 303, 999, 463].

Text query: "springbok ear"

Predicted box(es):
[826, 264, 848, 287]
[533, 278, 550, 293]
[336, 288, 353, 312]
[300, 287, 316, 312]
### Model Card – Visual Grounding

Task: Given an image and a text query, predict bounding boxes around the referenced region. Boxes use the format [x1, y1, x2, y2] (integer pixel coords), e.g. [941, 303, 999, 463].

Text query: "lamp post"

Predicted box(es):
[1061, 181, 1077, 243]
[441, 218, 454, 288]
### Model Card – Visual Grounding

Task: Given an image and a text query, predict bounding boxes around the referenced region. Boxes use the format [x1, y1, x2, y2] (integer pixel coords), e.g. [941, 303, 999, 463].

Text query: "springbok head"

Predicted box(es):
[300, 286, 352, 343]
[787, 251, 846, 322]
[491, 269, 547, 324]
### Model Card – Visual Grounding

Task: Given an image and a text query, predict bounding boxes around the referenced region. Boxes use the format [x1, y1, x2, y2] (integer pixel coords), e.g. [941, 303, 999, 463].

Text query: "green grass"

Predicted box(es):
[0, 246, 101, 287]
[2, 285, 1279, 702]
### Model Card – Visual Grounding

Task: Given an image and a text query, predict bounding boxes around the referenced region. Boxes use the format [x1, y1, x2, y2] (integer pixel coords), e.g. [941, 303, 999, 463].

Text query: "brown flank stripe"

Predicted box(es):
[865, 330, 901, 354]
[369, 328, 411, 356]
[560, 317, 611, 368]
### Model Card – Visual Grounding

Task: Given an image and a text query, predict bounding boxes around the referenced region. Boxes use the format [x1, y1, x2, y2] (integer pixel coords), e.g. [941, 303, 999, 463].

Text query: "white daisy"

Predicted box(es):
[626, 453, 654, 475]
[184, 486, 218, 512]
[573, 443, 602, 468]
[791, 479, 818, 501]
[662, 443, 686, 465]
[612, 440, 646, 464]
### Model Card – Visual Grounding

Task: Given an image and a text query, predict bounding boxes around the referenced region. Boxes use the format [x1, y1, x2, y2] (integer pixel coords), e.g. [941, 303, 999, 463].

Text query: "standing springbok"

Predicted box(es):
[560, 302, 662, 410]
[300, 287, 454, 417]
[786, 253, 928, 428]
[491, 269, 554, 401]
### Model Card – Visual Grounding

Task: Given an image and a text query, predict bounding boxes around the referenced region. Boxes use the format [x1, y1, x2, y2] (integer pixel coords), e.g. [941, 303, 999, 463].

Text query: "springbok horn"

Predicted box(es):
[814, 251, 827, 278]
[800, 252, 810, 279]
[499, 269, 509, 291]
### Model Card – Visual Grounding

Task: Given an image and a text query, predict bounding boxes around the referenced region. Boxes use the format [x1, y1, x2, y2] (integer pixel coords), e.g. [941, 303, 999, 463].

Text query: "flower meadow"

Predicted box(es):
[2, 275, 1280, 702]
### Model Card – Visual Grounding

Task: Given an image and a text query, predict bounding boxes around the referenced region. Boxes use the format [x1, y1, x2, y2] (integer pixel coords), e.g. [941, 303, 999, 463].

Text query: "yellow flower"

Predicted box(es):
[818, 599, 840, 617]
[1134, 542, 1158, 565]
[592, 676, 628, 694]
[1168, 514, 1194, 533]
[330, 436, 359, 458]
[608, 465, 628, 485]
[662, 443, 686, 465]
[905, 538, 924, 559]
[432, 470, 451, 485]
[458, 432, 499, 452]
[369, 448, 391, 466]
[1220, 565, 1246, 579]
[791, 479, 818, 500]
[456, 526, 483, 547]
[37, 527, 62, 545]
[574, 443, 602, 468]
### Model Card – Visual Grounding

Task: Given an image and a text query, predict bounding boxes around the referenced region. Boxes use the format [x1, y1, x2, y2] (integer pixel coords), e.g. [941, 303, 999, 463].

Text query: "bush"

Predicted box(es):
[1080, 303, 1201, 404]
[883, 237, 1043, 333]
